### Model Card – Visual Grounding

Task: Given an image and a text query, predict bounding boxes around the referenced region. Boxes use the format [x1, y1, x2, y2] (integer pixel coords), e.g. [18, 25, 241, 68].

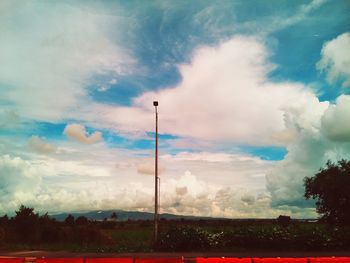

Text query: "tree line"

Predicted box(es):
[0, 206, 119, 245]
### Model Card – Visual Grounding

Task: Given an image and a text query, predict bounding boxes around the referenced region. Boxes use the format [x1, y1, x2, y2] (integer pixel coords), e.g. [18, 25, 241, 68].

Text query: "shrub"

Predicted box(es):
[101, 220, 117, 229]
[277, 215, 291, 227]
[0, 227, 5, 244]
[65, 214, 75, 226]
[39, 213, 60, 243]
[76, 216, 89, 226]
[158, 226, 209, 251]
[73, 226, 112, 245]
[13, 205, 40, 243]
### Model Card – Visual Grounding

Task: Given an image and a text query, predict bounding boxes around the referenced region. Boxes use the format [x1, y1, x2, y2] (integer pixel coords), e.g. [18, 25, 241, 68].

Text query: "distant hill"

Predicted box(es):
[49, 210, 318, 222]
[49, 209, 214, 222]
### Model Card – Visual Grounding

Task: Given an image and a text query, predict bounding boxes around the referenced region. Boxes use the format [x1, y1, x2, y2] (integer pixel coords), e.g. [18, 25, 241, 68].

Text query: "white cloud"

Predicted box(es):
[190, 0, 327, 39]
[0, 1, 342, 219]
[0, 155, 41, 212]
[160, 151, 273, 189]
[266, 95, 350, 210]
[176, 186, 188, 196]
[274, 0, 327, 31]
[263, 40, 350, 210]
[0, 142, 322, 218]
[160, 171, 315, 218]
[317, 32, 350, 88]
[137, 161, 155, 175]
[29, 136, 57, 154]
[0, 143, 284, 218]
[86, 36, 318, 146]
[137, 159, 165, 176]
[241, 194, 255, 205]
[63, 123, 102, 144]
[321, 95, 350, 141]
[0, 110, 20, 130]
[0, 1, 134, 121]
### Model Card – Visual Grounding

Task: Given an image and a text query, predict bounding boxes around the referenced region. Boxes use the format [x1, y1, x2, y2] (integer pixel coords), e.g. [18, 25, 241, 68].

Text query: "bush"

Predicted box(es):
[65, 214, 75, 226]
[13, 205, 40, 243]
[158, 226, 209, 251]
[38, 213, 60, 243]
[76, 216, 89, 226]
[73, 226, 112, 245]
[277, 215, 291, 227]
[101, 220, 117, 229]
[0, 227, 5, 244]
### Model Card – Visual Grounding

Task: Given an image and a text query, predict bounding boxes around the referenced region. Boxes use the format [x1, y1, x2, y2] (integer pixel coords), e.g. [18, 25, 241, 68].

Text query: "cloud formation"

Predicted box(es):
[92, 36, 319, 146]
[63, 124, 102, 144]
[0, 110, 20, 130]
[266, 94, 350, 209]
[317, 32, 350, 88]
[29, 136, 57, 154]
[321, 95, 350, 141]
[0, 1, 134, 121]
[0, 1, 348, 219]
[0, 144, 283, 217]
[266, 32, 350, 210]
[0, 155, 41, 212]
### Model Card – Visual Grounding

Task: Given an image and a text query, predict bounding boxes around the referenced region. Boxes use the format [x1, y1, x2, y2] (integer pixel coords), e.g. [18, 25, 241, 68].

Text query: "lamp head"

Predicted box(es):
[153, 101, 158, 107]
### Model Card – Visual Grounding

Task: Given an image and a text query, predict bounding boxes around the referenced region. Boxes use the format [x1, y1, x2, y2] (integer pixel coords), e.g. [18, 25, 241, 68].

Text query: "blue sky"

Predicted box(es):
[0, 0, 350, 218]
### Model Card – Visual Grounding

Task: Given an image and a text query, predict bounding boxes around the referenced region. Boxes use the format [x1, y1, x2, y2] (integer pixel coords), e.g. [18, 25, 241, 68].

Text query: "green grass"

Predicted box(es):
[1, 221, 350, 252]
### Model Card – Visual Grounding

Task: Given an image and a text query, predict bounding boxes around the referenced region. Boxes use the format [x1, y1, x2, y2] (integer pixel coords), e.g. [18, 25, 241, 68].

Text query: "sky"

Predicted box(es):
[0, 0, 350, 218]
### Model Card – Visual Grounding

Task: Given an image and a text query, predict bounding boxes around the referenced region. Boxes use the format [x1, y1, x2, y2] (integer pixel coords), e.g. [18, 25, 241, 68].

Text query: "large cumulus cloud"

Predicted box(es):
[321, 95, 350, 141]
[317, 32, 350, 88]
[81, 36, 320, 147]
[267, 94, 350, 210]
[0, 155, 41, 212]
[266, 32, 350, 211]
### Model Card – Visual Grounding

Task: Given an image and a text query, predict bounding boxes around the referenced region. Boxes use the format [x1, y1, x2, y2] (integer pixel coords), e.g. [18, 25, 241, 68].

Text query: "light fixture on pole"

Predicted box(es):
[153, 100, 159, 245]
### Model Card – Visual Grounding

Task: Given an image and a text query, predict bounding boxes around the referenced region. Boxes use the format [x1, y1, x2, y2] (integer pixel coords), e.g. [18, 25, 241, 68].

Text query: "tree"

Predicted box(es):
[75, 216, 89, 225]
[110, 212, 118, 221]
[0, 214, 9, 225]
[64, 214, 75, 226]
[304, 159, 350, 225]
[277, 215, 291, 227]
[39, 212, 59, 243]
[13, 205, 40, 242]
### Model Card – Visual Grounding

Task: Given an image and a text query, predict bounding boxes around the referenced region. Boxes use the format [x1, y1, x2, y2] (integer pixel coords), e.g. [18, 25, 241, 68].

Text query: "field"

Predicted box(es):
[1, 218, 350, 253]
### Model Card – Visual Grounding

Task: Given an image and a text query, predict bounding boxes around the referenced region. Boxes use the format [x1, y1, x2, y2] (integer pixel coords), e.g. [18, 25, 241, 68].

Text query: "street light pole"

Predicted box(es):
[153, 101, 159, 245]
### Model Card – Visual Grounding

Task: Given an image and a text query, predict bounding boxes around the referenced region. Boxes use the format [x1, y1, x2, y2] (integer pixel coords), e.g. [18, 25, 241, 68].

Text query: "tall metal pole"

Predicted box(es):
[153, 101, 159, 245]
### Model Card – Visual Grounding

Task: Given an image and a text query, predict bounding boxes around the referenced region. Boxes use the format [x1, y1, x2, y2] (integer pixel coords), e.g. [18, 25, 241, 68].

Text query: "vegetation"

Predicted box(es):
[157, 221, 350, 251]
[1, 206, 350, 252]
[304, 159, 350, 225]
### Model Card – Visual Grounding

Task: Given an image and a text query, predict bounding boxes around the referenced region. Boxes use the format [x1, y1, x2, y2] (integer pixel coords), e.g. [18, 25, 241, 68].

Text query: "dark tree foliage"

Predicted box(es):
[111, 212, 118, 220]
[39, 212, 59, 243]
[64, 214, 75, 226]
[75, 216, 89, 225]
[304, 159, 350, 225]
[277, 215, 291, 227]
[0, 214, 9, 225]
[13, 205, 40, 242]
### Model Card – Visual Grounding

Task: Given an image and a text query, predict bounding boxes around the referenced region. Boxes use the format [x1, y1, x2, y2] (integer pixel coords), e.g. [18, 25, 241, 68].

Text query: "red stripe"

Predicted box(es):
[36, 258, 85, 263]
[309, 258, 350, 263]
[253, 258, 308, 263]
[0, 258, 25, 263]
[135, 258, 183, 263]
[196, 258, 252, 263]
[86, 259, 133, 263]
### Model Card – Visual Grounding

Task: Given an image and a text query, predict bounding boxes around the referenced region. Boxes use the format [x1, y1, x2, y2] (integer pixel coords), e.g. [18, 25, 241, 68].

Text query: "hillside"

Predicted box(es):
[49, 209, 214, 221]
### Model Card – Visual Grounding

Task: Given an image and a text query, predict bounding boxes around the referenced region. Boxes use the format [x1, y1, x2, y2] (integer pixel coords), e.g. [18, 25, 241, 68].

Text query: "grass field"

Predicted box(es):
[1, 219, 350, 252]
